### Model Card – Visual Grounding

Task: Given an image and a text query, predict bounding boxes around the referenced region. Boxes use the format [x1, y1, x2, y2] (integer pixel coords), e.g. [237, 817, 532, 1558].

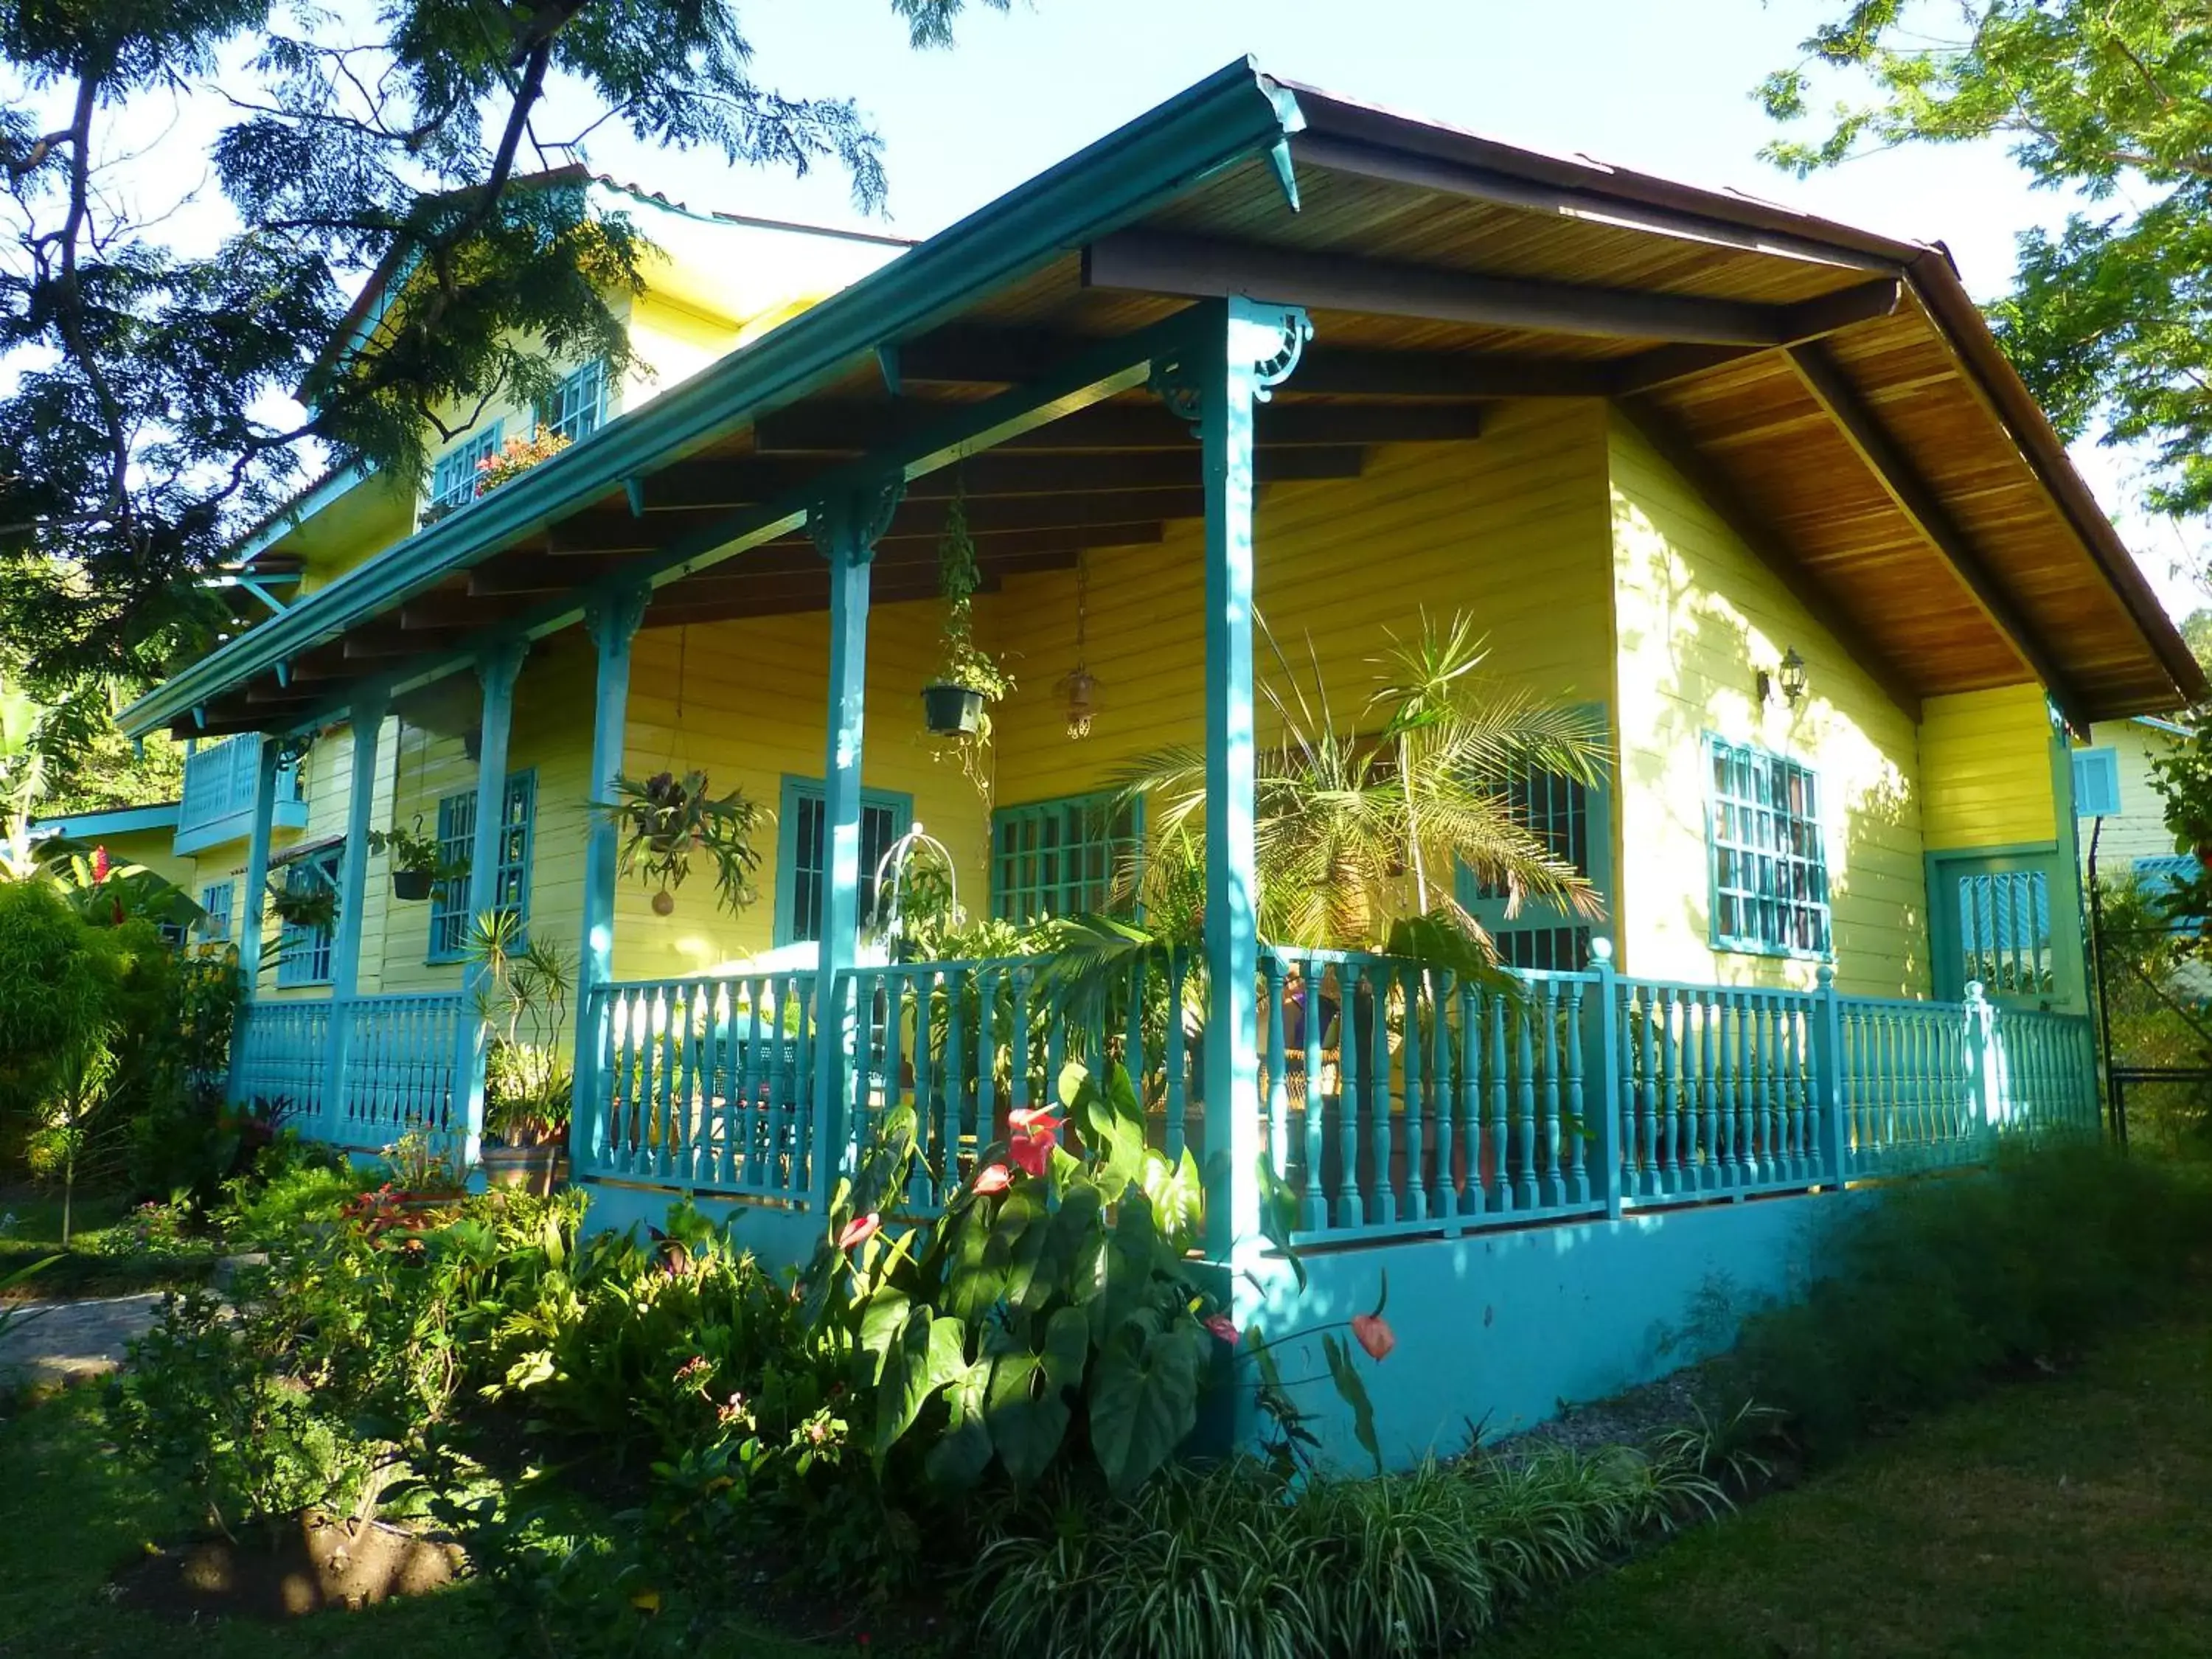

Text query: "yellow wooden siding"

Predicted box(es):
[2080, 719, 2181, 872]
[1919, 685, 2060, 852]
[986, 401, 1617, 831]
[94, 827, 197, 898]
[1606, 411, 1929, 998]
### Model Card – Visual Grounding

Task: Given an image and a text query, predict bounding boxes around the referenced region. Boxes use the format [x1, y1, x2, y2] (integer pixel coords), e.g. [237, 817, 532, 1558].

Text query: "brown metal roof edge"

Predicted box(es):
[1283, 77, 2203, 714]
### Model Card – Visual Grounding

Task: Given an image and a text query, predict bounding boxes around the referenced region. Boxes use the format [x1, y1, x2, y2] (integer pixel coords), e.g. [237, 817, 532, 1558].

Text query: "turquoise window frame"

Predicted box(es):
[773, 774, 912, 946]
[991, 791, 1144, 925]
[427, 770, 536, 964]
[276, 846, 341, 987]
[198, 879, 235, 943]
[540, 360, 609, 444]
[426, 422, 504, 516]
[1704, 734, 1832, 960]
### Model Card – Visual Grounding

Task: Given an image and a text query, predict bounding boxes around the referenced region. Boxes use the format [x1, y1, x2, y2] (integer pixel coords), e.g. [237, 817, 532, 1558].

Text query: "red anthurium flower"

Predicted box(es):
[1008, 1134, 1051, 1178]
[91, 844, 110, 884]
[972, 1163, 1013, 1195]
[1351, 1312, 1397, 1363]
[836, 1212, 880, 1251]
[1204, 1313, 1239, 1346]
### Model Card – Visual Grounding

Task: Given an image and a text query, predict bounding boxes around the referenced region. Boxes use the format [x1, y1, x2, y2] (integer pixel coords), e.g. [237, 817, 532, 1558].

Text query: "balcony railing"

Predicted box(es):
[176, 734, 305, 855]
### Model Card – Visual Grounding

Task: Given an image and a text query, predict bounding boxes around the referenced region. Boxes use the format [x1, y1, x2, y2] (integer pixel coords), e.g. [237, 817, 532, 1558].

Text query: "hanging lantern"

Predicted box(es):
[1058, 549, 1101, 740]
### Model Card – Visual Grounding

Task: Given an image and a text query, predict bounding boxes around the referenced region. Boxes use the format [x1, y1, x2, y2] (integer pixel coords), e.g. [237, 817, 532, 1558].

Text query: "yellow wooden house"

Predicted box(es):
[108, 65, 2205, 1453]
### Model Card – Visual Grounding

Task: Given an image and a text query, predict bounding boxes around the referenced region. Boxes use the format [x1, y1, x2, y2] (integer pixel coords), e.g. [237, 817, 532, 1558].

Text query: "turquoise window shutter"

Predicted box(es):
[2071, 746, 2121, 818]
[990, 791, 1144, 924]
[428, 770, 535, 962]
[774, 774, 911, 945]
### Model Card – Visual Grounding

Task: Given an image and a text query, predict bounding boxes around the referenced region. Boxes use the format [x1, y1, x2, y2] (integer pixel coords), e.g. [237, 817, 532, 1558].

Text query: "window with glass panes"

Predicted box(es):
[198, 880, 234, 942]
[1706, 737, 1830, 956]
[425, 423, 503, 515]
[1458, 758, 1608, 973]
[775, 778, 908, 945]
[427, 771, 535, 961]
[276, 846, 342, 986]
[992, 793, 1142, 924]
[540, 360, 608, 443]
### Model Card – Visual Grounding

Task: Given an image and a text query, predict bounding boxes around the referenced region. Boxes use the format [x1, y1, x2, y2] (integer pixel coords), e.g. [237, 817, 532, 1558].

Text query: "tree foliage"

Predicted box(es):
[1759, 2, 2212, 514]
[0, 0, 1005, 692]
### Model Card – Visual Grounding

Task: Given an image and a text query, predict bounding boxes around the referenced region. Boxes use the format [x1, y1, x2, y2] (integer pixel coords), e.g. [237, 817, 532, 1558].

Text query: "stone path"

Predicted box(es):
[0, 1292, 165, 1388]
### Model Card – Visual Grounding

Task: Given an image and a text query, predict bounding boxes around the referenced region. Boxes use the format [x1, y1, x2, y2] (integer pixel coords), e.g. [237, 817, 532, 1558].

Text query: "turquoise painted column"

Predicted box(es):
[571, 585, 651, 1176]
[452, 637, 529, 1169]
[1163, 296, 1310, 1266]
[324, 690, 389, 1143]
[807, 476, 903, 1212]
[226, 735, 283, 1104]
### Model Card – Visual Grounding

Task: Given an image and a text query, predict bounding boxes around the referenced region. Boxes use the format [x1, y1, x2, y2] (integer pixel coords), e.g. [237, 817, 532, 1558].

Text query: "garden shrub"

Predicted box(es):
[215, 1132, 364, 1249]
[0, 877, 120, 1167]
[975, 1439, 1724, 1659]
[1710, 1141, 2212, 1455]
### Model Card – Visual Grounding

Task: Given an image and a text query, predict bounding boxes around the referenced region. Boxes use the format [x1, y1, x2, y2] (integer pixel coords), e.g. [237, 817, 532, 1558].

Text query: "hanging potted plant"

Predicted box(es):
[368, 816, 468, 902]
[594, 768, 765, 917]
[922, 489, 1015, 740]
[265, 875, 338, 933]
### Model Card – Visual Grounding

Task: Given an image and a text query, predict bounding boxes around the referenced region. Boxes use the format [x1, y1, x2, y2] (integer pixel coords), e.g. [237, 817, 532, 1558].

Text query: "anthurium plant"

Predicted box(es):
[804, 1062, 1391, 1496]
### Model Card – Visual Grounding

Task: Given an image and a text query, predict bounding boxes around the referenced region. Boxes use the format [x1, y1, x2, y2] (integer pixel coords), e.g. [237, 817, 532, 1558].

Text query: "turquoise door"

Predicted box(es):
[1927, 849, 2086, 1012]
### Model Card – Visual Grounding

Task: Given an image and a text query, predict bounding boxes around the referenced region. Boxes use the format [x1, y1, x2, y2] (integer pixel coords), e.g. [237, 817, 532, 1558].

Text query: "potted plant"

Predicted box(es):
[266, 877, 338, 933]
[465, 912, 574, 1193]
[595, 768, 764, 917]
[368, 816, 467, 902]
[922, 490, 1015, 742]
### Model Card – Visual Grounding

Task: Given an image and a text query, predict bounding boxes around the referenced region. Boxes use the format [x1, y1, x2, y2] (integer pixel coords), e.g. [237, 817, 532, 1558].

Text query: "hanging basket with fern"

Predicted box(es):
[594, 770, 764, 917]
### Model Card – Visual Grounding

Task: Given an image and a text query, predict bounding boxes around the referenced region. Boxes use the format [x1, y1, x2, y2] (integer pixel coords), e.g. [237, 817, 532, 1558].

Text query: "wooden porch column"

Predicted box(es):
[807, 476, 903, 1211]
[324, 689, 389, 1142]
[571, 585, 650, 1176]
[1184, 296, 1310, 1265]
[226, 735, 283, 1103]
[452, 637, 529, 1169]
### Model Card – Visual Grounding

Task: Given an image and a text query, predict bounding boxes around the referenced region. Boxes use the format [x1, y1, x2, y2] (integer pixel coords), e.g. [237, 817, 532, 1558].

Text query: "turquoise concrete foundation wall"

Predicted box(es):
[1261, 1194, 1839, 1466]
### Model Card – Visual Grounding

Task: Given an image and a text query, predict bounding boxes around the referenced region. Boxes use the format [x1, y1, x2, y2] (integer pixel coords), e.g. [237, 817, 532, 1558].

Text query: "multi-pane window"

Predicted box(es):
[1469, 768, 1591, 901]
[425, 423, 504, 516]
[540, 360, 608, 444]
[276, 846, 342, 987]
[1957, 869, 2053, 997]
[777, 778, 908, 945]
[198, 880, 234, 943]
[427, 771, 536, 962]
[992, 792, 1142, 925]
[1706, 737, 1830, 957]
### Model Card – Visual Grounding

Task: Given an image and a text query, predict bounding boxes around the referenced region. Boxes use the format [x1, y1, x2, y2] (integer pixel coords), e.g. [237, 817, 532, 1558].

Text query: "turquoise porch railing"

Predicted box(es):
[332, 992, 468, 1148]
[175, 733, 305, 854]
[231, 998, 332, 1124]
[577, 971, 818, 1197]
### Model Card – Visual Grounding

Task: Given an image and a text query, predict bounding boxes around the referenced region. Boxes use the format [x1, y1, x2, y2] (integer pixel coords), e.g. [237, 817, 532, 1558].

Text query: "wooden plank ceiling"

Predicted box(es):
[204, 96, 2200, 737]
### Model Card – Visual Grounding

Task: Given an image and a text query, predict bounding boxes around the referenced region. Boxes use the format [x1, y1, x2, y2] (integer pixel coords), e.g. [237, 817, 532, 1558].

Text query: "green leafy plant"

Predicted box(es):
[597, 769, 764, 917]
[926, 489, 1015, 799]
[467, 911, 575, 1144]
[368, 815, 469, 880]
[265, 875, 338, 933]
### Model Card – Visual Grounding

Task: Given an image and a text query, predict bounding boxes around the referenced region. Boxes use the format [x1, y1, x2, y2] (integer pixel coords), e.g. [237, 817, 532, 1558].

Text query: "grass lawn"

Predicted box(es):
[0, 1189, 221, 1301]
[1495, 1297, 2212, 1659]
[0, 1387, 827, 1658]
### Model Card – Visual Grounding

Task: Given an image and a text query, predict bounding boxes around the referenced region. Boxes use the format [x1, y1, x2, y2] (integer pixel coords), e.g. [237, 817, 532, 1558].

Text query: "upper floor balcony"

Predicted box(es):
[176, 733, 305, 855]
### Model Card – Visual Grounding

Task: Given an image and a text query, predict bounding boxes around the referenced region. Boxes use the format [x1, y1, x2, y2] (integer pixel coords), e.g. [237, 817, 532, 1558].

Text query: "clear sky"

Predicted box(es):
[54, 0, 2212, 619]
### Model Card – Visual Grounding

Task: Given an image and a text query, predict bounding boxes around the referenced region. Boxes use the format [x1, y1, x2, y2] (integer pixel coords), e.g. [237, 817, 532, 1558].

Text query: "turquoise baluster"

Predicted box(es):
[1369, 965, 1396, 1225]
[1401, 962, 1427, 1222]
[975, 963, 999, 1153]
[945, 967, 969, 1177]
[740, 976, 766, 1191]
[1694, 991, 1718, 1190]
[1165, 952, 1189, 1161]
[1486, 987, 1509, 1211]
[1435, 970, 1461, 1220]
[1514, 988, 1539, 1211]
[1338, 963, 1366, 1228]
[1729, 990, 1753, 1186]
[1660, 986, 1684, 1196]
[1454, 973, 1480, 1218]
[1302, 958, 1329, 1231]
[1563, 976, 1587, 1205]
[1635, 984, 1660, 1197]
[1536, 978, 1562, 1208]
[1265, 955, 1290, 1194]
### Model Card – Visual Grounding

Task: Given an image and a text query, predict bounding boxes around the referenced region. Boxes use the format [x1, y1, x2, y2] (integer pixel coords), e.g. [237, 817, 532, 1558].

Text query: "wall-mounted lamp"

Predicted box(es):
[1758, 647, 1809, 710]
